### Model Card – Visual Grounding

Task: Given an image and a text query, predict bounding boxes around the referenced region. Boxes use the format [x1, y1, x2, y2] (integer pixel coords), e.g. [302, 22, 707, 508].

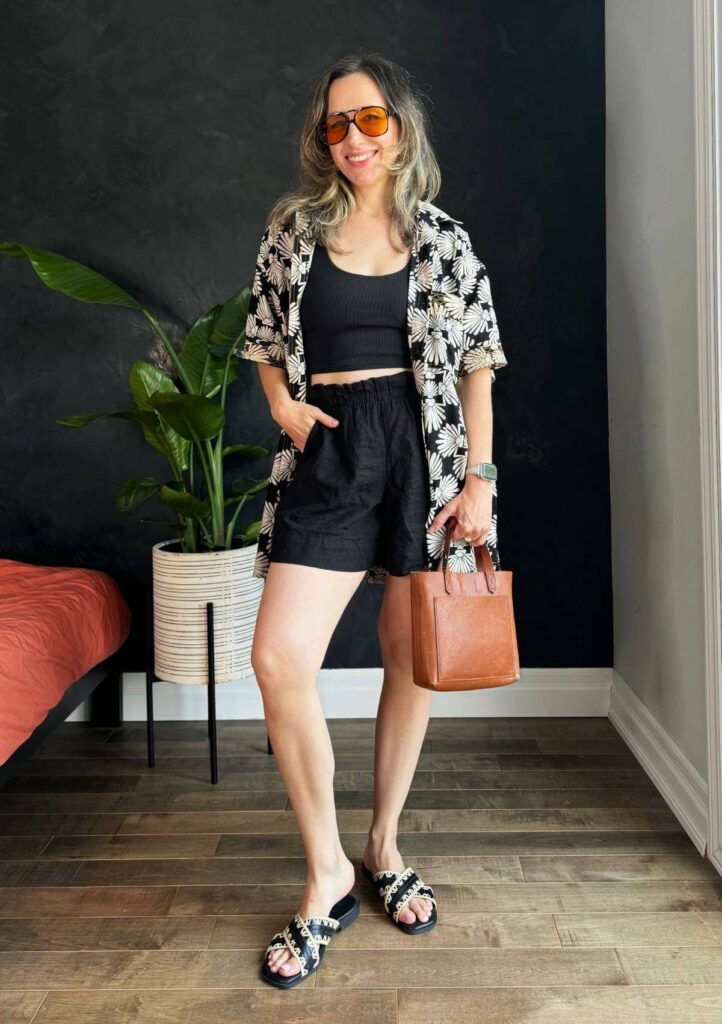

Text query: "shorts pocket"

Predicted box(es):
[300, 419, 324, 460]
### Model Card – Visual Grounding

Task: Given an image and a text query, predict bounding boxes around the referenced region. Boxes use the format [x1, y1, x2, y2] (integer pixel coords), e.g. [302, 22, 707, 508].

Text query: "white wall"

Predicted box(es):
[606, 0, 707, 779]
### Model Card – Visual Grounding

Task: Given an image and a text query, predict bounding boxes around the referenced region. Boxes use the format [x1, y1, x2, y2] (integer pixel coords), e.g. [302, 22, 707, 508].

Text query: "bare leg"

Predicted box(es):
[361, 573, 435, 924]
[252, 559, 366, 977]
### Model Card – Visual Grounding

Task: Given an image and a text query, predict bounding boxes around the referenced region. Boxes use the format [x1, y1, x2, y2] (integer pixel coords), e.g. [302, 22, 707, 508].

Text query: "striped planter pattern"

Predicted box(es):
[152, 539, 264, 685]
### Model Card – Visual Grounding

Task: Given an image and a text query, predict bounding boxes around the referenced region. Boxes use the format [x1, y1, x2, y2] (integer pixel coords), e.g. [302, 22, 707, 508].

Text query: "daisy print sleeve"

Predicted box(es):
[242, 222, 288, 369]
[454, 226, 507, 383]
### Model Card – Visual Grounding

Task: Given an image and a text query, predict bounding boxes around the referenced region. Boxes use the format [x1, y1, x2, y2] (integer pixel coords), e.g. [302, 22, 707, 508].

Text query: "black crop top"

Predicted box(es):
[300, 244, 412, 376]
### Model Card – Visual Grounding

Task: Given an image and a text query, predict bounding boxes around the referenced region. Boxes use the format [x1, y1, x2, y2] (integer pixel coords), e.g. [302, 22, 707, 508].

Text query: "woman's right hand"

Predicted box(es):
[271, 396, 339, 452]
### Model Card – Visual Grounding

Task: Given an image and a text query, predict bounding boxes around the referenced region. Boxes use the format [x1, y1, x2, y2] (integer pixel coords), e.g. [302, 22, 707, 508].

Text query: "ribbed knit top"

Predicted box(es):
[300, 244, 412, 375]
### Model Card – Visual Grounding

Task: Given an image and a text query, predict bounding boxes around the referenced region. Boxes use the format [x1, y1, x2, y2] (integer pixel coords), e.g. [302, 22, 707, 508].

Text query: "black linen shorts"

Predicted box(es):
[270, 370, 429, 577]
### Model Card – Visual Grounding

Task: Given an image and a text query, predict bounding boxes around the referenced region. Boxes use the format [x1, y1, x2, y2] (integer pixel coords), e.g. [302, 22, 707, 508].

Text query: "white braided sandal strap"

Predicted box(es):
[374, 866, 437, 923]
[264, 931, 294, 964]
[281, 921, 311, 978]
[303, 914, 342, 931]
[298, 915, 325, 972]
[299, 914, 340, 954]
[372, 869, 400, 881]
[265, 913, 340, 977]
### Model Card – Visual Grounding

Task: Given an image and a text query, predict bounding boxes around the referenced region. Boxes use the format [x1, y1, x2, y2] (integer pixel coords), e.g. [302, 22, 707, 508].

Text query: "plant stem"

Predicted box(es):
[225, 494, 249, 547]
[211, 351, 235, 546]
[144, 314, 194, 394]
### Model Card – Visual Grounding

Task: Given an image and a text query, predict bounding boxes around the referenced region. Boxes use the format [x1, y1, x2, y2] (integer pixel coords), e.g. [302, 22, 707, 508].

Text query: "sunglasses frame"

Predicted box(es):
[317, 105, 397, 146]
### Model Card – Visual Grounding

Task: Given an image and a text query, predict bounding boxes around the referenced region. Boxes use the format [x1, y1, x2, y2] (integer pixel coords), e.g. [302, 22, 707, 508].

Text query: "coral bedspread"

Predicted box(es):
[0, 559, 132, 764]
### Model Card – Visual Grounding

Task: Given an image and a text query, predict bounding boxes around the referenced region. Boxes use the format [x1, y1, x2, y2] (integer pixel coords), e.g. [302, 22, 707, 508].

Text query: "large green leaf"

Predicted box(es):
[236, 519, 261, 544]
[222, 443, 269, 459]
[56, 409, 145, 428]
[55, 404, 184, 472]
[129, 360, 178, 411]
[158, 484, 209, 520]
[134, 410, 187, 469]
[209, 287, 251, 359]
[179, 305, 234, 396]
[129, 361, 190, 472]
[117, 476, 164, 511]
[224, 477, 270, 507]
[0, 242, 145, 309]
[230, 476, 271, 496]
[148, 392, 224, 441]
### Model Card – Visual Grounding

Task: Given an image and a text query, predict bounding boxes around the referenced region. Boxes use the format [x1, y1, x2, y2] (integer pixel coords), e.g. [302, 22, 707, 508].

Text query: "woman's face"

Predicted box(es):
[324, 71, 399, 189]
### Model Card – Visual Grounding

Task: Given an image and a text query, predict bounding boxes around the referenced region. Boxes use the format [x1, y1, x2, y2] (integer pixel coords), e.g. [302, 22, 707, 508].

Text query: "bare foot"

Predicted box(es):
[361, 838, 433, 925]
[265, 856, 356, 979]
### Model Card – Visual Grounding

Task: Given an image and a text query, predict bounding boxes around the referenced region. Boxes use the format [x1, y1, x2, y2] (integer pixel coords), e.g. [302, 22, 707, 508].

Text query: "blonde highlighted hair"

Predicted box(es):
[266, 53, 442, 254]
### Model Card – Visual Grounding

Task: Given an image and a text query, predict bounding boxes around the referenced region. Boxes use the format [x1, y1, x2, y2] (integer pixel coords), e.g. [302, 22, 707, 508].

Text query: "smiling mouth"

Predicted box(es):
[346, 150, 378, 165]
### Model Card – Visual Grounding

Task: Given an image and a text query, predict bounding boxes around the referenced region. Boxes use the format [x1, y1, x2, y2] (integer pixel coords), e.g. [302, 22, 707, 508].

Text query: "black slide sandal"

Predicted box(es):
[362, 860, 437, 935]
[261, 890, 360, 989]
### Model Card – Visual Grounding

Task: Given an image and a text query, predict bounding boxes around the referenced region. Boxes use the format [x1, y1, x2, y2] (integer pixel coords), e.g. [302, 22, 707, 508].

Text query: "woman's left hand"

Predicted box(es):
[428, 477, 493, 545]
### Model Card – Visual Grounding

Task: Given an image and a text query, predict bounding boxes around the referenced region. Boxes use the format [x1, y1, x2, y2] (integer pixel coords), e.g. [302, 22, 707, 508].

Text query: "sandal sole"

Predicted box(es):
[261, 891, 360, 988]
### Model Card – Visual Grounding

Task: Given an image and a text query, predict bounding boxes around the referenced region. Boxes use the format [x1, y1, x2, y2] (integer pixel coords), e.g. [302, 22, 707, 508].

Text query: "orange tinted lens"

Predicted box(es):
[355, 106, 388, 137]
[324, 115, 349, 144]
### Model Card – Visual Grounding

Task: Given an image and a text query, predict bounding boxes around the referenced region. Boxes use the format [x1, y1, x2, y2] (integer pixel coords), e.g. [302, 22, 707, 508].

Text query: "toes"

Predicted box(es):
[411, 899, 427, 920]
[267, 949, 300, 976]
[267, 950, 285, 970]
[410, 897, 432, 921]
[396, 897, 434, 925]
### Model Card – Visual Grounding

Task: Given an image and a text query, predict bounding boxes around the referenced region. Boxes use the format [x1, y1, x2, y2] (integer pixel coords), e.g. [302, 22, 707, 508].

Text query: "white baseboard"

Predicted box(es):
[609, 670, 709, 857]
[64, 666, 614, 722]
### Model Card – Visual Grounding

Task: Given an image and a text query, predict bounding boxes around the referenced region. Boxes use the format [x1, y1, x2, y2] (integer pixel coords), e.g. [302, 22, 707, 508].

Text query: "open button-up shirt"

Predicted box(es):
[242, 198, 508, 584]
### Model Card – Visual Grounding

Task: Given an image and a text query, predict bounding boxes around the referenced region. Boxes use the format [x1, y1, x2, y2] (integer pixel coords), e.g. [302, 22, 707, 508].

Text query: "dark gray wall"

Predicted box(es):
[1, 0, 608, 670]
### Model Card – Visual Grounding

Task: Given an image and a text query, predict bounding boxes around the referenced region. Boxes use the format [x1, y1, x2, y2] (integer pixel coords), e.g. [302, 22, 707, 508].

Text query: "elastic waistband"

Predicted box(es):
[307, 370, 418, 406]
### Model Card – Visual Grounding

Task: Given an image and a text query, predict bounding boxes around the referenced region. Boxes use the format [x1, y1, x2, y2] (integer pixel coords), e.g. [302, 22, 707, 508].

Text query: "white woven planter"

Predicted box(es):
[151, 539, 263, 685]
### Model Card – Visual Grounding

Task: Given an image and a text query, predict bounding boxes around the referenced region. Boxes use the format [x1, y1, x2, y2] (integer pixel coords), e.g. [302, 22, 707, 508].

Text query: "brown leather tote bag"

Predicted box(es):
[409, 517, 520, 691]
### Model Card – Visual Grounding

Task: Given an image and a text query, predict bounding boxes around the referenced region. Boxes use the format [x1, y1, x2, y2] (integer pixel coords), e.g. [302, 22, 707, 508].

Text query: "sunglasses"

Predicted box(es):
[317, 105, 397, 146]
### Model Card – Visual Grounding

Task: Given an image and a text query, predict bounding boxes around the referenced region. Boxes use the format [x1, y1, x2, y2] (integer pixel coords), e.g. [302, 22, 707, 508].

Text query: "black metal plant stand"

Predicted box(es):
[146, 589, 219, 784]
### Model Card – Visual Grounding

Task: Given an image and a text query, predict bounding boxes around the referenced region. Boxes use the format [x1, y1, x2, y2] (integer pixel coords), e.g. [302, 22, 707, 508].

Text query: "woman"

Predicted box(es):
[242, 53, 508, 989]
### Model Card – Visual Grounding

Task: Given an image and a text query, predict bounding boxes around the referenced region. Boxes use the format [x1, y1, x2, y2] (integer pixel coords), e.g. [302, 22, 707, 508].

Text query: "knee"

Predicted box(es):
[250, 639, 311, 708]
[378, 624, 413, 673]
[250, 641, 291, 694]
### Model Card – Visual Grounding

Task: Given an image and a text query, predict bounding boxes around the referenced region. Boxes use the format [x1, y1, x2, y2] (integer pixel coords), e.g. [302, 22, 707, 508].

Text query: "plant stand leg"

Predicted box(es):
[146, 589, 155, 769]
[207, 602, 218, 785]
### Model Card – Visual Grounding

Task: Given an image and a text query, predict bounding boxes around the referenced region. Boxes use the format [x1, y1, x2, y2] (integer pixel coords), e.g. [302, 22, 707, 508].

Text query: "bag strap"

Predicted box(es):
[435, 516, 497, 594]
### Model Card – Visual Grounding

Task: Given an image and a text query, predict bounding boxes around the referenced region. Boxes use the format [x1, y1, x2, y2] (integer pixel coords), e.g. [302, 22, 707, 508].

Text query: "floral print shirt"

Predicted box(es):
[241, 198, 508, 584]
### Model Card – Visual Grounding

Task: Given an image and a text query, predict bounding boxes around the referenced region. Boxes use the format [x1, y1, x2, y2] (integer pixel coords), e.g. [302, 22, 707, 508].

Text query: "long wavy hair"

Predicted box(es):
[266, 53, 442, 254]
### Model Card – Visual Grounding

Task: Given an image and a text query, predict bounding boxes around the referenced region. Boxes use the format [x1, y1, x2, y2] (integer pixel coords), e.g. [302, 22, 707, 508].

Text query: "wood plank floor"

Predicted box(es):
[0, 716, 721, 1023]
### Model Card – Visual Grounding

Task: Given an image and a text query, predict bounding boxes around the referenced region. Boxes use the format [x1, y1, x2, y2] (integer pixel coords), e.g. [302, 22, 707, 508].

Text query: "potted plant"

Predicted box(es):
[1, 241, 270, 685]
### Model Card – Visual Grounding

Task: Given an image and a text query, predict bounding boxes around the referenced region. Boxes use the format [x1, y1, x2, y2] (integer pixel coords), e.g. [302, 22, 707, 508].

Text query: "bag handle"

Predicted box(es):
[436, 516, 497, 595]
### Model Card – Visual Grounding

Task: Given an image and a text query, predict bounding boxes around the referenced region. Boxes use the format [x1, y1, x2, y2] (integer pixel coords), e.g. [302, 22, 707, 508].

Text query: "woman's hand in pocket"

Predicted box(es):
[271, 396, 339, 452]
